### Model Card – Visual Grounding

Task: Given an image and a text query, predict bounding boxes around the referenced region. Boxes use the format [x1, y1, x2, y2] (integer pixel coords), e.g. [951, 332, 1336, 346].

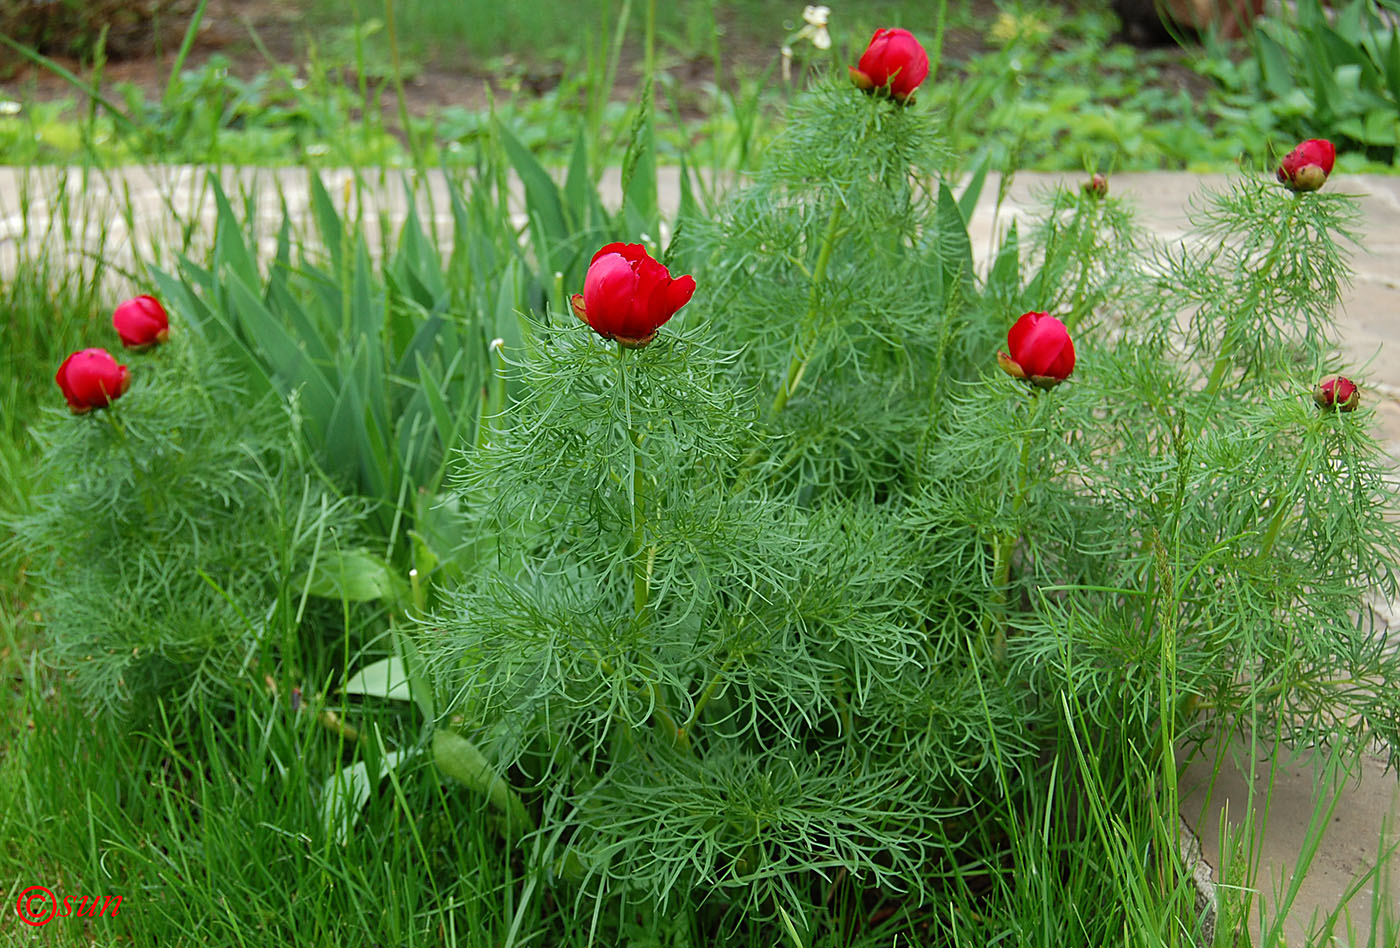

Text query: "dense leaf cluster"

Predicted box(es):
[13, 341, 361, 708]
[427, 79, 1400, 937]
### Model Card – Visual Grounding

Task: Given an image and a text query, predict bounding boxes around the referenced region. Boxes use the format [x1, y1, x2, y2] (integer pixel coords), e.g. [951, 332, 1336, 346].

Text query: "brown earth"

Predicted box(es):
[0, 0, 1213, 132]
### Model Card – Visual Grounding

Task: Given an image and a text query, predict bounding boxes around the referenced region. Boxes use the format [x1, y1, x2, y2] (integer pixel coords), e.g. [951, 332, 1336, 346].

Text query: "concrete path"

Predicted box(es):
[2, 165, 1398, 943]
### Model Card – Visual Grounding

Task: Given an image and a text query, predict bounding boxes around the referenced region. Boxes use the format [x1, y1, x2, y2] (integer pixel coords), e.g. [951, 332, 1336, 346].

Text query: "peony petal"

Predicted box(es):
[664, 275, 696, 319]
[885, 34, 929, 99]
[55, 352, 85, 411]
[583, 253, 639, 338]
[592, 242, 648, 267]
[1006, 311, 1047, 360]
[1018, 322, 1069, 378]
[857, 29, 891, 84]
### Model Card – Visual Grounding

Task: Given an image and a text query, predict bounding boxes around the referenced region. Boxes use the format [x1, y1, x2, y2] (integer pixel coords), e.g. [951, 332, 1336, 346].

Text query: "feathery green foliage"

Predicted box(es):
[423, 75, 1400, 943]
[12, 339, 361, 709]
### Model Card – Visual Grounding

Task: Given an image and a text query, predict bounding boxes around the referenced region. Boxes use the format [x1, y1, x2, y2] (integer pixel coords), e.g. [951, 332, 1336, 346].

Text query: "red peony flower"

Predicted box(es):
[998, 311, 1075, 388]
[1276, 139, 1336, 193]
[1313, 374, 1359, 412]
[848, 28, 930, 104]
[112, 294, 170, 349]
[1083, 173, 1109, 198]
[569, 243, 696, 348]
[56, 348, 131, 413]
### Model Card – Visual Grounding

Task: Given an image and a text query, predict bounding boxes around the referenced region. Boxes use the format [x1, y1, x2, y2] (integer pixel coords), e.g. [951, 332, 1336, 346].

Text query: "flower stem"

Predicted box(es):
[617, 343, 650, 615]
[101, 408, 157, 518]
[770, 200, 845, 418]
[1203, 197, 1301, 399]
[987, 390, 1042, 660]
[614, 344, 688, 751]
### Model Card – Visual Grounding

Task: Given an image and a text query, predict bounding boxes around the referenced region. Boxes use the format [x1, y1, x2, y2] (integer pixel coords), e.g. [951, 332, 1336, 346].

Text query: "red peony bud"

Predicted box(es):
[1276, 139, 1336, 193]
[1083, 173, 1108, 198]
[999, 311, 1075, 388]
[1313, 374, 1359, 412]
[570, 243, 696, 349]
[848, 28, 930, 104]
[112, 294, 170, 349]
[55, 348, 131, 414]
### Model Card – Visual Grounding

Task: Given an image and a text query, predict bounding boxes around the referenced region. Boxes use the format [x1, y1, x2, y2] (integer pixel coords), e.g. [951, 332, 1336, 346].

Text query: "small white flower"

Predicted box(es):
[796, 5, 831, 49]
[0, 100, 21, 116]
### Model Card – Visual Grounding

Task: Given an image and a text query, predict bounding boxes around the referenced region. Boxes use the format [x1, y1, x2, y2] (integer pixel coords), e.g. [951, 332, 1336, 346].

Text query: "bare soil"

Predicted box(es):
[0, 0, 1212, 132]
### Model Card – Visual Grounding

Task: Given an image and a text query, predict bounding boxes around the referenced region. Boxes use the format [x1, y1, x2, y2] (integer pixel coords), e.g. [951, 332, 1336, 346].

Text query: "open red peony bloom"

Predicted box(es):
[56, 348, 131, 413]
[1277, 139, 1336, 193]
[848, 28, 930, 104]
[998, 311, 1075, 388]
[570, 243, 696, 348]
[112, 294, 170, 349]
[1314, 374, 1359, 412]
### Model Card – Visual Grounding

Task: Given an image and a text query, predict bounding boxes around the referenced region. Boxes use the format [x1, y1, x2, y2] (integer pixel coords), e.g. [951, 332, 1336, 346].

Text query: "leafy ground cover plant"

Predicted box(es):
[12, 0, 1395, 173]
[1200, 0, 1400, 166]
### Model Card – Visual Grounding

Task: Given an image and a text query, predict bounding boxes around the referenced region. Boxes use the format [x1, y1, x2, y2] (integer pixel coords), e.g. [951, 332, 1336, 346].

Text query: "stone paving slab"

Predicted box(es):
[2, 165, 1399, 942]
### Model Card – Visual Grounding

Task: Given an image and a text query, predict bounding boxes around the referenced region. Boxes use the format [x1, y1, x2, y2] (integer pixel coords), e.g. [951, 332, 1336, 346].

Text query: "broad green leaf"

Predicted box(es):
[309, 171, 347, 274]
[1255, 33, 1296, 101]
[342, 657, 413, 702]
[432, 730, 534, 835]
[936, 182, 974, 309]
[396, 633, 435, 722]
[957, 153, 991, 222]
[497, 120, 568, 259]
[322, 750, 405, 845]
[987, 220, 1021, 297]
[1384, 27, 1400, 103]
[210, 175, 259, 288]
[562, 131, 591, 234]
[303, 549, 406, 604]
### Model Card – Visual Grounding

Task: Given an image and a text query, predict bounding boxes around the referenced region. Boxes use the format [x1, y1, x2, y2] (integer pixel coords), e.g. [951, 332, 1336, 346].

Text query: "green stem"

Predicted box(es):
[618, 344, 650, 615]
[1203, 198, 1301, 399]
[632, 430, 648, 614]
[927, 0, 948, 85]
[1061, 200, 1103, 334]
[382, 0, 423, 171]
[101, 409, 157, 518]
[1258, 493, 1291, 562]
[643, 0, 657, 89]
[987, 391, 1041, 660]
[770, 201, 845, 418]
[731, 200, 846, 486]
[614, 345, 688, 751]
[679, 656, 733, 740]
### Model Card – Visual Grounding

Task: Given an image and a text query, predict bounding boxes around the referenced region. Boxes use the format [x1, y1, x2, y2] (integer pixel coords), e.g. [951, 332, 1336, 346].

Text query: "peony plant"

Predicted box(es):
[423, 45, 1400, 941]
